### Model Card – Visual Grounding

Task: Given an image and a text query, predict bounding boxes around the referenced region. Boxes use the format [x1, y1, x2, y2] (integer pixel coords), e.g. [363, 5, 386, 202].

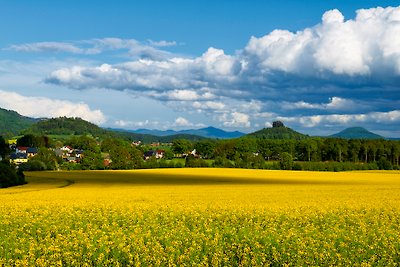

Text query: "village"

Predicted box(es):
[5, 138, 199, 169]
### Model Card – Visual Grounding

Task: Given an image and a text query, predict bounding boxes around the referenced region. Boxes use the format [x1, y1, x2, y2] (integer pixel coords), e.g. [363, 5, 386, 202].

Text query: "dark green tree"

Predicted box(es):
[194, 140, 216, 159]
[172, 139, 193, 155]
[17, 134, 48, 148]
[0, 161, 25, 188]
[280, 152, 294, 170]
[0, 136, 8, 159]
[32, 148, 61, 170]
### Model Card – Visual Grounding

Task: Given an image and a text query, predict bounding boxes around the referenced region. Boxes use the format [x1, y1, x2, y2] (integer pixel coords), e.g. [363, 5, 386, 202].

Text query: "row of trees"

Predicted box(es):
[2, 134, 400, 173]
[173, 138, 400, 170]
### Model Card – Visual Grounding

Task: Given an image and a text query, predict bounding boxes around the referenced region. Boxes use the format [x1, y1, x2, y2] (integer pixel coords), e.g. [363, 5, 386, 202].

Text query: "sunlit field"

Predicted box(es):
[1, 168, 400, 266]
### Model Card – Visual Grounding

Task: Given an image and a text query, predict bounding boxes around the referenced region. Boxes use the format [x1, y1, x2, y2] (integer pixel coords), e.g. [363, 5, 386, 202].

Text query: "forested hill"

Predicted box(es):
[0, 108, 37, 137]
[24, 117, 109, 136]
[330, 127, 384, 139]
[24, 117, 207, 143]
[247, 122, 308, 140]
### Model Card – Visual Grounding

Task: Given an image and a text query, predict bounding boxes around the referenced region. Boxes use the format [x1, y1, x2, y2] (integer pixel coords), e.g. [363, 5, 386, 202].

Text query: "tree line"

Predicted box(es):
[173, 137, 400, 170]
[2, 134, 399, 175]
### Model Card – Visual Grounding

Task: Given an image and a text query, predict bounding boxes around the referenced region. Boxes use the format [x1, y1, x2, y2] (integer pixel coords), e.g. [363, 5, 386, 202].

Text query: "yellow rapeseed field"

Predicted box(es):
[1, 168, 400, 266]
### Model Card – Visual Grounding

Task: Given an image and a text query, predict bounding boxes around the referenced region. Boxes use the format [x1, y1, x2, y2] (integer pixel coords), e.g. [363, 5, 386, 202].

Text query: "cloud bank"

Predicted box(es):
[45, 6, 400, 99]
[0, 90, 106, 124]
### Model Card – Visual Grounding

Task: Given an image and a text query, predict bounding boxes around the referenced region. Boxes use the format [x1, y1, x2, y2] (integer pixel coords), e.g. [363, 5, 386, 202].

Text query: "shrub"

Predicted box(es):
[0, 161, 25, 188]
[19, 160, 47, 171]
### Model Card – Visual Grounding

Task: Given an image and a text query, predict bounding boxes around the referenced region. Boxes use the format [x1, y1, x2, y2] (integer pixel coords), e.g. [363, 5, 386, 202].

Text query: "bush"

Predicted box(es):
[185, 155, 209, 168]
[377, 158, 393, 170]
[19, 160, 47, 171]
[213, 157, 234, 168]
[0, 161, 25, 188]
[280, 152, 293, 170]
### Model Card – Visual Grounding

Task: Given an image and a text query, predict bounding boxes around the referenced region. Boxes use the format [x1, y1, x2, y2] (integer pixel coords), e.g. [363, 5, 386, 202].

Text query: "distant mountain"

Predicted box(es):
[132, 126, 245, 139]
[246, 121, 308, 140]
[330, 127, 384, 139]
[0, 108, 38, 137]
[111, 128, 207, 143]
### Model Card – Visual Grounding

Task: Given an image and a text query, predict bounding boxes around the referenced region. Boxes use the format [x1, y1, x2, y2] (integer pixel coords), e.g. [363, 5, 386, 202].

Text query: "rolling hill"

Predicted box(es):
[24, 117, 207, 143]
[0, 108, 38, 137]
[246, 122, 308, 140]
[330, 127, 384, 139]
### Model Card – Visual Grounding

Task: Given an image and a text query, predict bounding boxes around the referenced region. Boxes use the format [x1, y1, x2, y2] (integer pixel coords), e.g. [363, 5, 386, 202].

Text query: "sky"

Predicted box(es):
[1, 0, 400, 137]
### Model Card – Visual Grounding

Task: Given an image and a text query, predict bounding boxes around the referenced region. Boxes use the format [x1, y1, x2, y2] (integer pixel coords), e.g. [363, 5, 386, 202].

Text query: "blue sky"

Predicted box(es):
[0, 1, 400, 137]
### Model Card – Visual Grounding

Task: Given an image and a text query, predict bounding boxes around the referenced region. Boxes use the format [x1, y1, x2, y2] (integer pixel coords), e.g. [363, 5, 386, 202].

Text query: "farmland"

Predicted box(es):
[1, 169, 400, 266]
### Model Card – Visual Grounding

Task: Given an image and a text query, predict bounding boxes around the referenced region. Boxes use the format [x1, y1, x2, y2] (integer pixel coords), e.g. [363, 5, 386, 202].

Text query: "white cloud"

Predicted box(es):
[222, 112, 251, 128]
[147, 40, 178, 47]
[282, 97, 359, 111]
[7, 38, 172, 60]
[8, 42, 84, 54]
[148, 89, 215, 101]
[244, 5, 400, 78]
[174, 117, 191, 127]
[0, 90, 106, 125]
[45, 6, 400, 105]
[192, 101, 226, 110]
[278, 110, 400, 127]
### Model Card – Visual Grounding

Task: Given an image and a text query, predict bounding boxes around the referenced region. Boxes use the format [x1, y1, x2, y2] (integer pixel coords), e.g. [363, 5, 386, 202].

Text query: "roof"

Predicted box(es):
[27, 147, 38, 153]
[10, 153, 27, 159]
[144, 150, 156, 157]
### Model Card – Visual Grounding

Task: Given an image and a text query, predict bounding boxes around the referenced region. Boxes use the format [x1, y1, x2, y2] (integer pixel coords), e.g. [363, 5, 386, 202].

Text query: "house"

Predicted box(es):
[74, 149, 84, 159]
[67, 157, 77, 163]
[155, 149, 165, 159]
[10, 153, 28, 165]
[144, 150, 156, 160]
[132, 141, 142, 146]
[150, 142, 160, 147]
[27, 147, 38, 158]
[60, 146, 74, 155]
[16, 146, 28, 154]
[143, 149, 165, 160]
[103, 158, 112, 167]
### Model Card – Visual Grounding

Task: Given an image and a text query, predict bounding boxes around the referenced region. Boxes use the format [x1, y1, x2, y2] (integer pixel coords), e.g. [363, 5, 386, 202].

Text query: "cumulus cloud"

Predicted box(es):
[244, 6, 400, 79]
[0, 90, 106, 124]
[148, 89, 215, 101]
[192, 101, 226, 110]
[282, 97, 360, 111]
[220, 112, 251, 128]
[174, 117, 191, 127]
[45, 46, 241, 92]
[278, 110, 400, 128]
[44, 6, 400, 105]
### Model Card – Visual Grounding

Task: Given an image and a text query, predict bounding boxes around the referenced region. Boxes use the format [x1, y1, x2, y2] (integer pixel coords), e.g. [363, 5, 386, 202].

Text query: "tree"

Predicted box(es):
[0, 160, 25, 188]
[194, 140, 216, 159]
[280, 152, 293, 170]
[234, 138, 257, 156]
[172, 139, 192, 155]
[17, 134, 48, 148]
[0, 136, 8, 159]
[32, 148, 61, 170]
[101, 138, 142, 169]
